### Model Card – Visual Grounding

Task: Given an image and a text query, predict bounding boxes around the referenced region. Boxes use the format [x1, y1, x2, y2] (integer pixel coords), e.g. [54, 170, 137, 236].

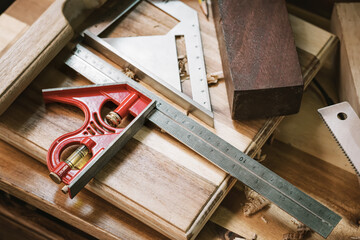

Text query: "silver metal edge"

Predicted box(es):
[83, 31, 214, 127]
[67, 100, 157, 198]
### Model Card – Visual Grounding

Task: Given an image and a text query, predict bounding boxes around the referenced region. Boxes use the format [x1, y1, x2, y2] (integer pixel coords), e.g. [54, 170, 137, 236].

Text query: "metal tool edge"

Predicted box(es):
[65, 46, 342, 237]
[67, 100, 157, 198]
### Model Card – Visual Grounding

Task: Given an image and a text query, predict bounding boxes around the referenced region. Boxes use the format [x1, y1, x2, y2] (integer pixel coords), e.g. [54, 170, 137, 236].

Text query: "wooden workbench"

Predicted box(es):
[1, 1, 357, 240]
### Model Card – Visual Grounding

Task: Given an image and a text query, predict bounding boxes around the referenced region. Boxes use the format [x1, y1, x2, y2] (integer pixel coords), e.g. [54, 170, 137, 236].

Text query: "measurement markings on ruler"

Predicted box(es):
[65, 45, 341, 238]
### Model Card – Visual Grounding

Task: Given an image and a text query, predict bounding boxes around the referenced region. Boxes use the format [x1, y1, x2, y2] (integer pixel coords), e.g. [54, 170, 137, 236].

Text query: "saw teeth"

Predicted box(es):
[318, 113, 360, 176]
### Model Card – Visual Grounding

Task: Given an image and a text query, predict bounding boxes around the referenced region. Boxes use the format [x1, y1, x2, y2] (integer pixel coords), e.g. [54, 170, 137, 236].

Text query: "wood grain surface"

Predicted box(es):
[0, 0, 338, 239]
[0, 191, 95, 240]
[275, 67, 356, 174]
[0, 140, 165, 240]
[209, 140, 360, 240]
[0, 0, 107, 115]
[212, 0, 303, 120]
[331, 3, 360, 115]
[0, 14, 28, 56]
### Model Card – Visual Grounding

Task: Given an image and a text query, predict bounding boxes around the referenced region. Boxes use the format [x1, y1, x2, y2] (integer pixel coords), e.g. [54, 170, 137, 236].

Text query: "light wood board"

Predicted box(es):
[0, 14, 28, 56]
[275, 67, 356, 174]
[275, 13, 358, 174]
[0, 140, 165, 240]
[331, 3, 360, 116]
[208, 140, 360, 240]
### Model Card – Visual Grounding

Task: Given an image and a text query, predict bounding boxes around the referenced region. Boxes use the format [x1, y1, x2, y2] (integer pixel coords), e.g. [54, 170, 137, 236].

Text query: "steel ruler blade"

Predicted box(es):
[147, 110, 340, 238]
[318, 102, 360, 177]
[64, 45, 341, 238]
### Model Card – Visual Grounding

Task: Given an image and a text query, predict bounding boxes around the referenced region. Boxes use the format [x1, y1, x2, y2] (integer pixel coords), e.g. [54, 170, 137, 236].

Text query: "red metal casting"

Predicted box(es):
[43, 84, 152, 185]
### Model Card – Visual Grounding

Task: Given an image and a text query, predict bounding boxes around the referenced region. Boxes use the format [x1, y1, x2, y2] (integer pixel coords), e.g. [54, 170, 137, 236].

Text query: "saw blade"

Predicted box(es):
[318, 102, 360, 177]
[64, 45, 341, 238]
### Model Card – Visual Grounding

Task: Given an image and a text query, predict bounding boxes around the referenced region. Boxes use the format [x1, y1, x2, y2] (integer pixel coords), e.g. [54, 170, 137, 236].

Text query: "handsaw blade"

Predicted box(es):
[318, 102, 360, 177]
[64, 45, 341, 238]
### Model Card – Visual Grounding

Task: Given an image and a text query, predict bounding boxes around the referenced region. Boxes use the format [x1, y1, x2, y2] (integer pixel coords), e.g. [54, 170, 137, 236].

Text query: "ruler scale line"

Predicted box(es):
[147, 109, 340, 237]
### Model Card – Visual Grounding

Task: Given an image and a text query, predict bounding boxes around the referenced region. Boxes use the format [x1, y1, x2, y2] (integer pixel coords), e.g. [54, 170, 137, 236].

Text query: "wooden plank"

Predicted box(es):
[0, 65, 226, 239]
[0, 191, 94, 240]
[287, 3, 331, 31]
[0, 0, 108, 115]
[289, 14, 337, 65]
[209, 141, 360, 240]
[212, 0, 303, 120]
[0, 140, 165, 240]
[274, 16, 353, 172]
[5, 0, 53, 25]
[0, 14, 28, 56]
[275, 67, 355, 173]
[331, 3, 360, 116]
[0, 1, 338, 240]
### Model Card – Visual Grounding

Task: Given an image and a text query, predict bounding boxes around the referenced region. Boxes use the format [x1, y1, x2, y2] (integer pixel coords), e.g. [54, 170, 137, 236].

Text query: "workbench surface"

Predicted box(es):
[0, 0, 358, 239]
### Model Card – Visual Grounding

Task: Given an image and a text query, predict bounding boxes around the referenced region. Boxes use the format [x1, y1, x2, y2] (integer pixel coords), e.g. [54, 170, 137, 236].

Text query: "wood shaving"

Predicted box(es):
[245, 141, 258, 156]
[254, 149, 262, 160]
[283, 222, 311, 240]
[178, 55, 188, 78]
[243, 187, 270, 216]
[258, 154, 267, 162]
[124, 68, 136, 80]
[253, 149, 267, 162]
[207, 71, 224, 84]
[290, 218, 301, 226]
[261, 216, 268, 224]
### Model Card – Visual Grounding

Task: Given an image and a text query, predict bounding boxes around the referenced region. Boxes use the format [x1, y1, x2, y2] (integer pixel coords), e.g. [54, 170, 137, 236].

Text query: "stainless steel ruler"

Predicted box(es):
[64, 44, 341, 238]
[318, 102, 360, 178]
